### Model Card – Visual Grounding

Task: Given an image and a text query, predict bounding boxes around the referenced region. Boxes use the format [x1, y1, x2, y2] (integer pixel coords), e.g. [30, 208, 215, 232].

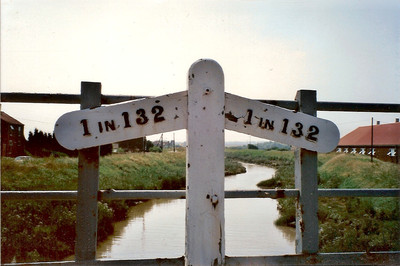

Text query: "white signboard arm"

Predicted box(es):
[54, 91, 187, 150]
[224, 93, 340, 153]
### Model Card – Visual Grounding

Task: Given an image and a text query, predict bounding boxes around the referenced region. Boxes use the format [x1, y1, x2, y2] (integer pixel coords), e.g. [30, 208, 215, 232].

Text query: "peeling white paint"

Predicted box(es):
[185, 59, 225, 266]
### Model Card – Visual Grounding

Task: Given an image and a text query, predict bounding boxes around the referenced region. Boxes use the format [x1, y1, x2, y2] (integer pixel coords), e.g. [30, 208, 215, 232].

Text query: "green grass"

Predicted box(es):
[317, 153, 400, 252]
[1, 156, 78, 191]
[99, 152, 187, 190]
[225, 148, 400, 253]
[1, 152, 187, 192]
[1, 150, 245, 263]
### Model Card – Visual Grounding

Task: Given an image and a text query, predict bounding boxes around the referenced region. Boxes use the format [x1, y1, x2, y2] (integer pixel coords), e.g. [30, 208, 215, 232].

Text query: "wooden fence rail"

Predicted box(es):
[2, 92, 400, 112]
[2, 188, 400, 201]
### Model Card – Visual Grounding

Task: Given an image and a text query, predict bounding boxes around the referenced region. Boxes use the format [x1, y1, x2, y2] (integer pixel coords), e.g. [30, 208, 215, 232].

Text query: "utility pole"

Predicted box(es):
[371, 117, 374, 163]
[173, 133, 176, 152]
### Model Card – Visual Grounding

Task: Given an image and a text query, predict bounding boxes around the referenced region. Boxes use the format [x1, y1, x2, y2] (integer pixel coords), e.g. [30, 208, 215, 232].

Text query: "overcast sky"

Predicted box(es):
[2, 0, 399, 144]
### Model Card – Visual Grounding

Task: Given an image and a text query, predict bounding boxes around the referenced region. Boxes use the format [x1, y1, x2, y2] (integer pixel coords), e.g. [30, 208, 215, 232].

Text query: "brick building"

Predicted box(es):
[1, 112, 25, 157]
[337, 120, 400, 164]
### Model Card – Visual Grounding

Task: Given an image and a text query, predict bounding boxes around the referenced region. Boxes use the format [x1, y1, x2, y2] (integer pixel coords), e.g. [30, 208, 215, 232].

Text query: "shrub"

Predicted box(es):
[149, 146, 162, 153]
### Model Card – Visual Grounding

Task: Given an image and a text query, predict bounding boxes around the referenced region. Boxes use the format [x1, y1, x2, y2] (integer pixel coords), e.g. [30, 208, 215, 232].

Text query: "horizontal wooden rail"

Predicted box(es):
[0, 92, 149, 105]
[257, 99, 400, 112]
[2, 92, 400, 112]
[1, 191, 78, 200]
[2, 188, 400, 201]
[317, 101, 400, 112]
[318, 188, 400, 197]
[3, 251, 400, 265]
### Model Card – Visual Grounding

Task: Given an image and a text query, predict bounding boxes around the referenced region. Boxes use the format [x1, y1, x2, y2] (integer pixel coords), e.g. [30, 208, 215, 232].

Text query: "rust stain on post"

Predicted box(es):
[225, 112, 238, 123]
[276, 189, 285, 199]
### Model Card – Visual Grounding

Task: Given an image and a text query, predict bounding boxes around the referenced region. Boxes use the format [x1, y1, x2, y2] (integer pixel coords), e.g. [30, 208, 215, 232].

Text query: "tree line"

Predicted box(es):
[25, 128, 151, 157]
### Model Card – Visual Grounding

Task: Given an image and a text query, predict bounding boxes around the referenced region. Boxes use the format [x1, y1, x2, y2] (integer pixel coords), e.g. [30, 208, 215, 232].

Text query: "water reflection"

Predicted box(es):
[96, 163, 295, 259]
[225, 163, 275, 190]
[97, 199, 185, 259]
[277, 225, 297, 243]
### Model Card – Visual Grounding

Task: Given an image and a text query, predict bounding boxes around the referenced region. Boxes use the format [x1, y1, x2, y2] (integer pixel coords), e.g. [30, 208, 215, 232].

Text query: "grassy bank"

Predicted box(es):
[1, 150, 244, 263]
[225, 149, 400, 253]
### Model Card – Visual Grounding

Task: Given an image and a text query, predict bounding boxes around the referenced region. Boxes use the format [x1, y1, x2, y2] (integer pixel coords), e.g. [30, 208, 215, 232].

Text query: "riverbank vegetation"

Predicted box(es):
[1, 150, 244, 263]
[225, 148, 400, 253]
[3, 148, 398, 262]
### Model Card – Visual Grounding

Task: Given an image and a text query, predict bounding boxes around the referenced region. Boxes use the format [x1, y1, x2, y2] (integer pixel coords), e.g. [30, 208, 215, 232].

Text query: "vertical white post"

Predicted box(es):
[186, 59, 225, 265]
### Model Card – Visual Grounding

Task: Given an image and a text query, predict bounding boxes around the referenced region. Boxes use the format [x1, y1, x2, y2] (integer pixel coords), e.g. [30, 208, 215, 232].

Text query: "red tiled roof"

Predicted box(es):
[338, 122, 400, 146]
[1, 111, 24, 126]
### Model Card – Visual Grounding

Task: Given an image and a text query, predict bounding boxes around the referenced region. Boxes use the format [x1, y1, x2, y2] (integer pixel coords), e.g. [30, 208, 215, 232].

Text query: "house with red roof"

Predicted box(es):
[1, 111, 26, 157]
[337, 119, 400, 164]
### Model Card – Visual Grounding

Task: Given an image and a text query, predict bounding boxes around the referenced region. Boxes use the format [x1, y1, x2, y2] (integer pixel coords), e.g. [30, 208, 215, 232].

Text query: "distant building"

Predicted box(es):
[337, 120, 400, 164]
[1, 112, 26, 157]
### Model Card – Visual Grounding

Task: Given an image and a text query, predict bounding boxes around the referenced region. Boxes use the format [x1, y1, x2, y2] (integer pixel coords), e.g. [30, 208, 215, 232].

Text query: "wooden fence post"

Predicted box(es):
[294, 90, 319, 254]
[186, 60, 225, 265]
[75, 82, 101, 261]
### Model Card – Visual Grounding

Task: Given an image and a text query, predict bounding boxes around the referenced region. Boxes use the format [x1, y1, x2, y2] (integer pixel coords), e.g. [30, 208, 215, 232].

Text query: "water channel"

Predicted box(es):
[96, 163, 296, 259]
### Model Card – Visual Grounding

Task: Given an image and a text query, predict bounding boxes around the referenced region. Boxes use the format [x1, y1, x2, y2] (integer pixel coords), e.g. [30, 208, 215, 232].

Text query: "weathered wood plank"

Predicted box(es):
[225, 93, 340, 153]
[186, 59, 225, 265]
[75, 82, 101, 261]
[54, 91, 187, 150]
[294, 90, 319, 254]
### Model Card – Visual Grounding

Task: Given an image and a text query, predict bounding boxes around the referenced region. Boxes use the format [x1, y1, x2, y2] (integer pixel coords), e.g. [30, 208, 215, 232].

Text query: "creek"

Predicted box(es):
[96, 163, 295, 259]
